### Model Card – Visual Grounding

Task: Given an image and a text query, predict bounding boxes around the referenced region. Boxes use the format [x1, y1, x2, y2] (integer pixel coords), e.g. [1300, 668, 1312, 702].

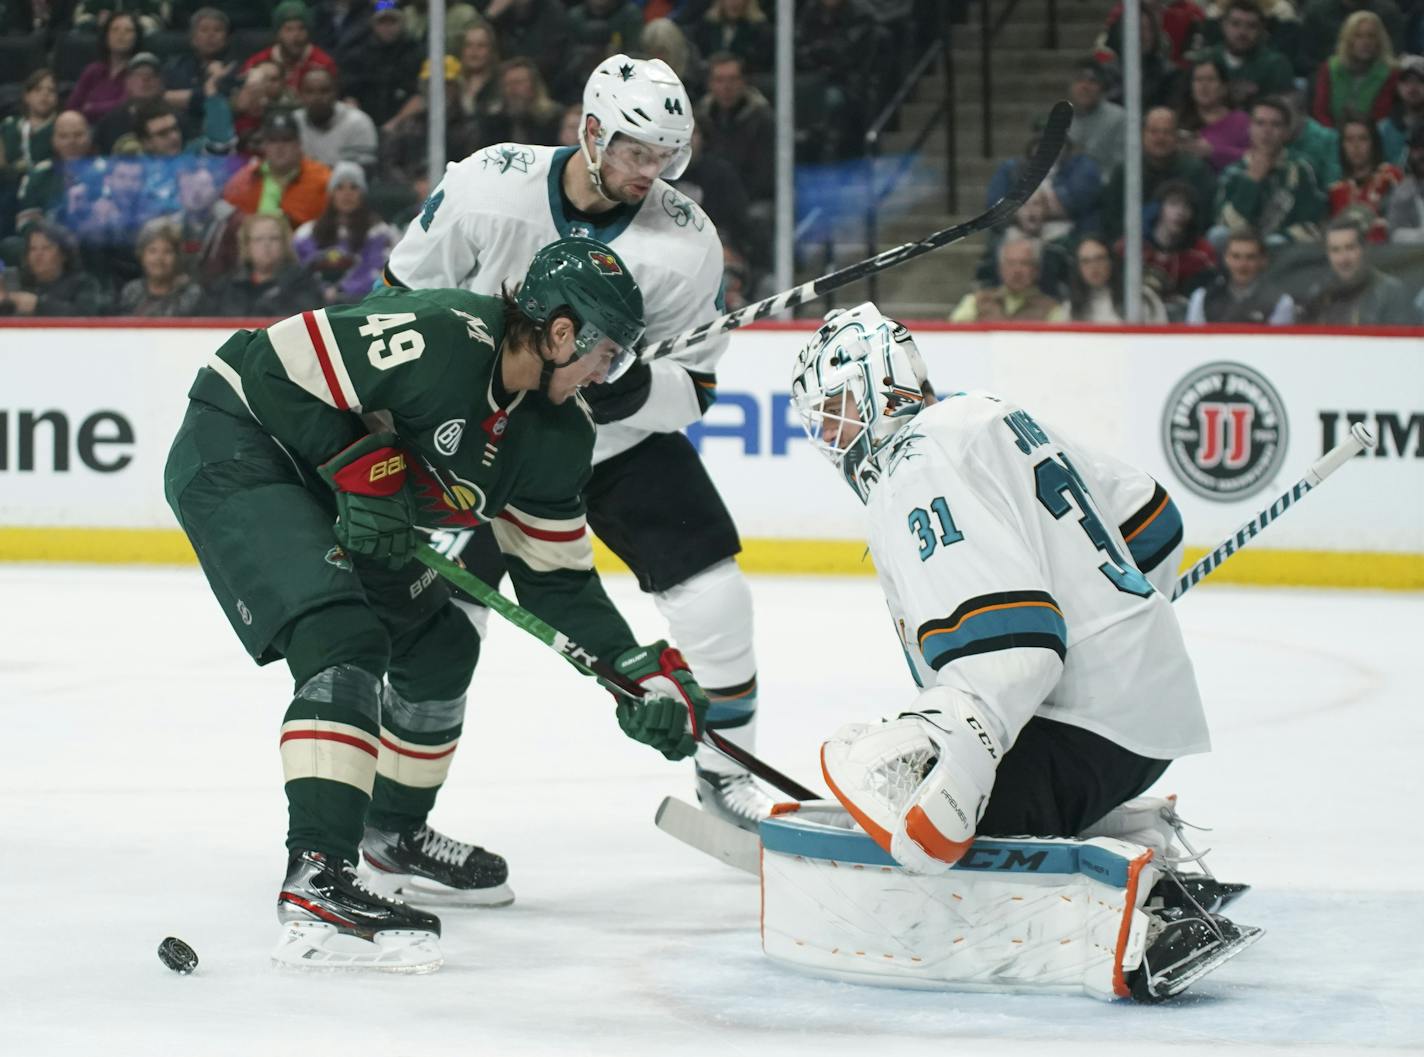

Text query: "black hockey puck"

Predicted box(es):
[158, 936, 198, 974]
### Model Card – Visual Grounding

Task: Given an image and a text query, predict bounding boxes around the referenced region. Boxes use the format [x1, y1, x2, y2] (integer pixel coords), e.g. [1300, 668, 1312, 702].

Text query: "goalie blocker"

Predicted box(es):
[759, 801, 1261, 1001]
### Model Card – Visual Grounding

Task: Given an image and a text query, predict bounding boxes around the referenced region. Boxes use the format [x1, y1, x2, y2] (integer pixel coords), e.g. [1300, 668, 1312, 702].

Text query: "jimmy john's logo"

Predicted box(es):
[1163, 362, 1288, 501]
[433, 418, 465, 456]
[588, 250, 622, 275]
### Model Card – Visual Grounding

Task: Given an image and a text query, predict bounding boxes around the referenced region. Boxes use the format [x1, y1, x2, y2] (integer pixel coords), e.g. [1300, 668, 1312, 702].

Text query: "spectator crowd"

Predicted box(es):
[0, 0, 1419, 326]
[0, 0, 922, 316]
[960, 0, 1424, 325]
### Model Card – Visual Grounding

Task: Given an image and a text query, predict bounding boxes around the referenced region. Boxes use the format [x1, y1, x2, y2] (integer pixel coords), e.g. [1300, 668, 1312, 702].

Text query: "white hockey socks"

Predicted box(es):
[653, 559, 758, 776]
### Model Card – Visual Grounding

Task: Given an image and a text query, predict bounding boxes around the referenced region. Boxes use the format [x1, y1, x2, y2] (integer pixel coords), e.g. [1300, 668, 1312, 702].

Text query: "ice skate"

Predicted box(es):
[1128, 907, 1264, 1002]
[361, 823, 514, 907]
[1149, 871, 1251, 915]
[694, 762, 776, 833]
[273, 850, 443, 973]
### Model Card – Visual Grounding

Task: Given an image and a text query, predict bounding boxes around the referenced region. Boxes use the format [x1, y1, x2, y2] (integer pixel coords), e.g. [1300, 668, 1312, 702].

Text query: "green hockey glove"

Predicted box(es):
[317, 433, 418, 570]
[604, 641, 709, 761]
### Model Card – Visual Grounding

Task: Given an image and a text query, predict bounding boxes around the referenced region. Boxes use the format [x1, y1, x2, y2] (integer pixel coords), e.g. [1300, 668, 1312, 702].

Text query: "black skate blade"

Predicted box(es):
[1134, 921, 1264, 1002]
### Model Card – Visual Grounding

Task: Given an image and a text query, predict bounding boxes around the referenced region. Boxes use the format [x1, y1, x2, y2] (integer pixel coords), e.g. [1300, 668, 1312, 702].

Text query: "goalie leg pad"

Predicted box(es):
[759, 802, 1160, 1001]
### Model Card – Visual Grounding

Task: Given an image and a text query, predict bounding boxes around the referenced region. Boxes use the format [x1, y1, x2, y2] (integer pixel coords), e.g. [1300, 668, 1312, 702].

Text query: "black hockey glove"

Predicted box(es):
[579, 360, 653, 425]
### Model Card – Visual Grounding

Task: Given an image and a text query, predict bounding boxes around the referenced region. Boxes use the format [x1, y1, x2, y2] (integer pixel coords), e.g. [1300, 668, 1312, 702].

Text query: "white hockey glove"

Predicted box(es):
[821, 687, 1002, 874]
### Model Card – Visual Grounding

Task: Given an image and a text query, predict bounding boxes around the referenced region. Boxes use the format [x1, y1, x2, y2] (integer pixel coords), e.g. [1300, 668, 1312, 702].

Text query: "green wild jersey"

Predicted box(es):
[199, 285, 636, 657]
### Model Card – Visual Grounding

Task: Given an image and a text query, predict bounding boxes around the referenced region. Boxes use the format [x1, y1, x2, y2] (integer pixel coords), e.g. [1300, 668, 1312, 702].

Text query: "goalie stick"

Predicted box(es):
[1172, 422, 1376, 599]
[636, 99, 1075, 363]
[414, 544, 823, 801]
[660, 424, 1380, 871]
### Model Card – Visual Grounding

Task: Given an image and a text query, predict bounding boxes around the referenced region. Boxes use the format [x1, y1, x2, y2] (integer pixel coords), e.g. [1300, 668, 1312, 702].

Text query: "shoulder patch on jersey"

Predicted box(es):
[418, 188, 444, 231]
[433, 418, 466, 456]
[886, 428, 929, 476]
[481, 144, 536, 175]
[450, 308, 495, 349]
[660, 188, 706, 231]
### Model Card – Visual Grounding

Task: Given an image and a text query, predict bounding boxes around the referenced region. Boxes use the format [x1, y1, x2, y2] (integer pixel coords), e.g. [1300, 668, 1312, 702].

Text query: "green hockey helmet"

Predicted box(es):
[518, 237, 646, 383]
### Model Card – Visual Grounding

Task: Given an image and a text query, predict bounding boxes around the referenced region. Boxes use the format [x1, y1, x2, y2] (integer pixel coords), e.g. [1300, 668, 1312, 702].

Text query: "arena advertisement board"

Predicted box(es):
[1, 321, 1420, 587]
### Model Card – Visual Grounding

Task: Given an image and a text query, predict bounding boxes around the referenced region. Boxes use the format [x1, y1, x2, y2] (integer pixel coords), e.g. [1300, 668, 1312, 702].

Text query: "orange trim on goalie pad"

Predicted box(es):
[1111, 848, 1155, 998]
[820, 743, 895, 854]
[903, 805, 973, 866]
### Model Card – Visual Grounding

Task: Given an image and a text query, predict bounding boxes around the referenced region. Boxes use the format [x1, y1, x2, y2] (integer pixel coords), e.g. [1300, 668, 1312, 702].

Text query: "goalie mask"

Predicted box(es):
[789, 302, 930, 503]
[581, 54, 693, 199]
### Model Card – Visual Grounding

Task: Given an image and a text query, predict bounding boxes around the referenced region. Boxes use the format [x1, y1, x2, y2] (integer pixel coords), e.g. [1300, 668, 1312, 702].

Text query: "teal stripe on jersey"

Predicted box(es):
[1120, 482, 1184, 575]
[917, 591, 1067, 671]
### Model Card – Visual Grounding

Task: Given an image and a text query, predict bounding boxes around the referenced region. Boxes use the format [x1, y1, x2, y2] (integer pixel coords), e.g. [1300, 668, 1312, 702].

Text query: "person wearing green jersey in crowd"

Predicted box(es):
[163, 236, 709, 973]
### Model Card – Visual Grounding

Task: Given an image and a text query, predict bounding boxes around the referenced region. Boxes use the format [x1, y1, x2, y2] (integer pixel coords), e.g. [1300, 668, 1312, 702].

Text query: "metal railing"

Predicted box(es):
[862, 6, 956, 302]
[980, 0, 1060, 158]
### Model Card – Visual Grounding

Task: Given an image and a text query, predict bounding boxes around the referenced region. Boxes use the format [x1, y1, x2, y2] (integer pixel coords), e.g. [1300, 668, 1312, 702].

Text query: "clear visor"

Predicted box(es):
[603, 133, 690, 179]
[574, 320, 641, 384]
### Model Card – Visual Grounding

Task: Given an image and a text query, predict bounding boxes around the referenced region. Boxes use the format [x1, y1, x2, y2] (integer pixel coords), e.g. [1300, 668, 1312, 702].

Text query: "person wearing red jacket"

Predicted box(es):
[240, 1, 338, 95]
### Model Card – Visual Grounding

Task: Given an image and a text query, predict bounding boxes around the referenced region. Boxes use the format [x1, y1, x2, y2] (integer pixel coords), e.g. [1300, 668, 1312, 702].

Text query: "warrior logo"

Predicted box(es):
[324, 546, 353, 572]
[588, 250, 622, 275]
[480, 145, 534, 174]
[433, 418, 466, 456]
[661, 189, 705, 230]
[618, 63, 635, 81]
[1162, 361, 1288, 501]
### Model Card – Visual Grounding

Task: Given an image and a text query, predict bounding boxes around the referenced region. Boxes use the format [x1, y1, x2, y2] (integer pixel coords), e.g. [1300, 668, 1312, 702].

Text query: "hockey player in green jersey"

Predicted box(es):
[163, 237, 710, 972]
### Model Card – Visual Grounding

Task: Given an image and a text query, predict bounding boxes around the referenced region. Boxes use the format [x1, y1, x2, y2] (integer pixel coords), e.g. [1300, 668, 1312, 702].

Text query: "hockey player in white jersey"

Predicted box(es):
[786, 304, 1258, 999]
[383, 55, 772, 831]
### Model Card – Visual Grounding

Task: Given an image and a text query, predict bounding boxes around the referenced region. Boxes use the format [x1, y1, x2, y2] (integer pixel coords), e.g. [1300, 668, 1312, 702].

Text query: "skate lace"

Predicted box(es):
[1157, 803, 1215, 872]
[416, 825, 474, 866]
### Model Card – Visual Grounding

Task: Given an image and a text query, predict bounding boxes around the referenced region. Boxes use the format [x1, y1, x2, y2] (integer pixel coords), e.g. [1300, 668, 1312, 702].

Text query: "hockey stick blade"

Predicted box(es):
[655, 796, 760, 875]
[638, 100, 1074, 362]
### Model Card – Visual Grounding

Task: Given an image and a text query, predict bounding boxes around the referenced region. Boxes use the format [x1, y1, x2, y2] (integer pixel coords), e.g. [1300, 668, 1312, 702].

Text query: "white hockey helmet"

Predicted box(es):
[789, 302, 930, 502]
[581, 54, 694, 194]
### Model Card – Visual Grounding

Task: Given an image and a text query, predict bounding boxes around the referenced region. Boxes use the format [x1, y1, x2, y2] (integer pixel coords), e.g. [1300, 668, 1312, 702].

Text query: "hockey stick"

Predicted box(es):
[1171, 422, 1376, 600]
[415, 544, 823, 801]
[637, 99, 1075, 362]
[659, 423, 1381, 872]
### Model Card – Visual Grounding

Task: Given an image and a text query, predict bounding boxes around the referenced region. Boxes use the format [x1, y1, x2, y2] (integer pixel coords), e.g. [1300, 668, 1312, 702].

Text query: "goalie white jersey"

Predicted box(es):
[384, 142, 728, 463]
[868, 392, 1209, 762]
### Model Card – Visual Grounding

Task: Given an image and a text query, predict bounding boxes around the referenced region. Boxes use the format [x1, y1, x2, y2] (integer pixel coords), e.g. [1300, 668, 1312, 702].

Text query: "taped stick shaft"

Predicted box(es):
[637, 101, 1073, 362]
[1171, 425, 1375, 600]
[414, 545, 821, 800]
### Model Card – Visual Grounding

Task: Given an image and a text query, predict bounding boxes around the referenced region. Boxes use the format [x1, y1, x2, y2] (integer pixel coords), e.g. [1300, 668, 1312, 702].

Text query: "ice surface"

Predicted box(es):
[2, 567, 1421, 1057]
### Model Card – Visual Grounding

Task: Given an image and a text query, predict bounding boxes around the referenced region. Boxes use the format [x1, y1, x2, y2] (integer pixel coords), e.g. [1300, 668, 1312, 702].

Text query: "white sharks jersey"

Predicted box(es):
[867, 392, 1209, 762]
[384, 142, 727, 463]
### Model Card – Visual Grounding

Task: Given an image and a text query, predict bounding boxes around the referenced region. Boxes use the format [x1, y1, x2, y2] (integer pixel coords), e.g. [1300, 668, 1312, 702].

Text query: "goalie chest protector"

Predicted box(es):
[758, 803, 1159, 1000]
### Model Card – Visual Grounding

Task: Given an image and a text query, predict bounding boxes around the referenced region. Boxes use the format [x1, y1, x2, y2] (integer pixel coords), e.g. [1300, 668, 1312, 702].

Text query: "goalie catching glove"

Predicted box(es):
[821, 686, 1003, 874]
[602, 641, 708, 760]
[317, 433, 419, 569]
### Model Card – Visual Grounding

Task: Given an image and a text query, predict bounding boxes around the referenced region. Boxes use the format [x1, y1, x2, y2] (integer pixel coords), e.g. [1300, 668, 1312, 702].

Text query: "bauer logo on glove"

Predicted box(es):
[602, 640, 709, 761]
